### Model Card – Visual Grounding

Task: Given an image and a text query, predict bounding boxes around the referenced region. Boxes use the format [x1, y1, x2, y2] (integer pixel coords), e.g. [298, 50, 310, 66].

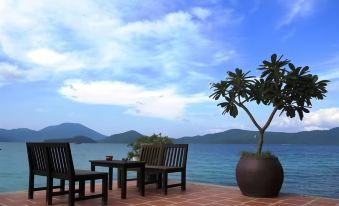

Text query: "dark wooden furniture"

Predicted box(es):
[145, 144, 188, 195]
[26, 143, 66, 200]
[45, 143, 108, 206]
[89, 160, 145, 199]
[139, 144, 163, 166]
[127, 144, 163, 188]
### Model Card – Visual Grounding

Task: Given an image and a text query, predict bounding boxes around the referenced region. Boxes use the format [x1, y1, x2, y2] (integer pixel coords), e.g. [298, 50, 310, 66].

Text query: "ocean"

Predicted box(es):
[0, 143, 338, 198]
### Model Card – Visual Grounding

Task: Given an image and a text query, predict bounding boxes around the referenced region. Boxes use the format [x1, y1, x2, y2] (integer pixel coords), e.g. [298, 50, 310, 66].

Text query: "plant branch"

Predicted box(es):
[241, 98, 248, 104]
[235, 102, 262, 131]
[262, 105, 279, 131]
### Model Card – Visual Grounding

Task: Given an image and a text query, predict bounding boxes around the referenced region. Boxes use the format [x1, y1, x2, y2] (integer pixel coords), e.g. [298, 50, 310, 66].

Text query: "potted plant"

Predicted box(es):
[127, 133, 172, 182]
[210, 54, 329, 197]
[127, 133, 172, 161]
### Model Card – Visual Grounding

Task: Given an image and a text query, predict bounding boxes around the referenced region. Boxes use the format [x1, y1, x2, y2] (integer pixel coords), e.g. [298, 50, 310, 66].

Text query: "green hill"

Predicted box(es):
[0, 123, 106, 141]
[100, 130, 144, 143]
[44, 136, 96, 143]
[174, 127, 339, 144]
[1, 123, 339, 145]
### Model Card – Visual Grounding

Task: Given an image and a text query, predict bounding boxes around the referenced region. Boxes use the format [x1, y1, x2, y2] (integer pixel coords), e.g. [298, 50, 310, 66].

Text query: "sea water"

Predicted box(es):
[0, 143, 338, 198]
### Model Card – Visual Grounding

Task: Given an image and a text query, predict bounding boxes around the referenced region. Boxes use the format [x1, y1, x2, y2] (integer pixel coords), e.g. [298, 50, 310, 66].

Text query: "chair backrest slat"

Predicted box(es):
[140, 144, 162, 166]
[46, 143, 75, 178]
[161, 144, 188, 168]
[26, 143, 48, 174]
[140, 144, 188, 167]
[150, 147, 155, 165]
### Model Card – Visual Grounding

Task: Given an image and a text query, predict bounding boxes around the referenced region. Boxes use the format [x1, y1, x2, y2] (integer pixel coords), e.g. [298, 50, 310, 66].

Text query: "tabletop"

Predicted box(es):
[89, 160, 145, 168]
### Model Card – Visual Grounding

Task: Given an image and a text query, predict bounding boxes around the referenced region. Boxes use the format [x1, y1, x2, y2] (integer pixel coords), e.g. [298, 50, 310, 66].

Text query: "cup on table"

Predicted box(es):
[106, 155, 113, 161]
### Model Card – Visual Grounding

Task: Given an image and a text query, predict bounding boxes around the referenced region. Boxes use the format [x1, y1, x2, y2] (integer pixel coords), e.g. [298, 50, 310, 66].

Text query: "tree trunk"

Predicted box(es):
[257, 131, 264, 155]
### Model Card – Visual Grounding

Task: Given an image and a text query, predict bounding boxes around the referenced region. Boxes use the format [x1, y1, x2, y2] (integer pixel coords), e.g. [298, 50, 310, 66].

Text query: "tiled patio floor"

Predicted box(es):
[1, 182, 339, 206]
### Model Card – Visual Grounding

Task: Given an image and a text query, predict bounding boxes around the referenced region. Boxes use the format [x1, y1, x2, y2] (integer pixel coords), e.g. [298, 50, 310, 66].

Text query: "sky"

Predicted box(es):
[0, 0, 339, 138]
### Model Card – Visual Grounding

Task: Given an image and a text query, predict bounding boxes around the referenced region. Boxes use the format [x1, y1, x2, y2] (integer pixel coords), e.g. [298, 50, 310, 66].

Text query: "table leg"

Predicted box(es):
[90, 164, 95, 193]
[121, 167, 127, 199]
[140, 165, 145, 196]
[109, 167, 113, 190]
[117, 168, 121, 188]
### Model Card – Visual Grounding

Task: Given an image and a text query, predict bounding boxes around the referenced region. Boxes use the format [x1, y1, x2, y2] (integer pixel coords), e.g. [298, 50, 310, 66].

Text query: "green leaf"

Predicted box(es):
[229, 104, 238, 118]
[296, 108, 304, 120]
[262, 60, 271, 67]
[300, 66, 309, 75]
[271, 54, 277, 63]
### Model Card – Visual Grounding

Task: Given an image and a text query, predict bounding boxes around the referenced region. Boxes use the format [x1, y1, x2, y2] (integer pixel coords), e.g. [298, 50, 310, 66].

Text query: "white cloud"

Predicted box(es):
[212, 50, 236, 65]
[118, 12, 194, 37]
[303, 108, 339, 128]
[315, 54, 339, 82]
[59, 79, 209, 120]
[0, 1, 236, 83]
[271, 107, 339, 131]
[0, 63, 25, 84]
[27, 48, 66, 65]
[278, 0, 315, 28]
[0, 63, 24, 79]
[192, 7, 211, 20]
[26, 48, 85, 72]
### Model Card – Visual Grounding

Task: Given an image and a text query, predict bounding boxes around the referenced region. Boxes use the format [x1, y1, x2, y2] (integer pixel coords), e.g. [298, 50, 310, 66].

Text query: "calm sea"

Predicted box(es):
[0, 143, 339, 198]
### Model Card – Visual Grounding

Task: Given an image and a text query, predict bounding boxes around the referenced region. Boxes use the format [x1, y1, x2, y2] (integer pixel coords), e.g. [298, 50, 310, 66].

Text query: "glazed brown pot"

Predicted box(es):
[236, 156, 284, 197]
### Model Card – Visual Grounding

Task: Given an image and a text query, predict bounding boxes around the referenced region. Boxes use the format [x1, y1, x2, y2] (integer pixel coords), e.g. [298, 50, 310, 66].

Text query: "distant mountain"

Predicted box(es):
[44, 136, 96, 143]
[1, 123, 339, 144]
[100, 130, 144, 143]
[0, 123, 106, 142]
[175, 129, 258, 144]
[0, 128, 39, 141]
[38, 123, 105, 140]
[174, 127, 339, 145]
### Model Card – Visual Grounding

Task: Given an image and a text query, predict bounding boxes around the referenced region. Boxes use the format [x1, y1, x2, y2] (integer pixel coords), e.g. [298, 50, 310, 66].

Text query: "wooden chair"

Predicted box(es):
[139, 144, 163, 187]
[145, 144, 188, 195]
[123, 144, 163, 188]
[45, 143, 108, 206]
[26, 143, 66, 200]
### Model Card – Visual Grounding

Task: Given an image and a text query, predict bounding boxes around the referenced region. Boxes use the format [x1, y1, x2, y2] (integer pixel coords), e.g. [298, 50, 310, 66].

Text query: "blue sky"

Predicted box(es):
[1, 0, 339, 138]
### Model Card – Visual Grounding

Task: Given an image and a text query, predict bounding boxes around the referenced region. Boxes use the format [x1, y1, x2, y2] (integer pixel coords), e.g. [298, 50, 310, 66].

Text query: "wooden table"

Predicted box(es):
[89, 160, 145, 199]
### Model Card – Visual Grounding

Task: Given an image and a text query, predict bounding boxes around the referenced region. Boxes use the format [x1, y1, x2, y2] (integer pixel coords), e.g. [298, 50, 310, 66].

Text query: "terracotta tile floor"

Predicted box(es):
[0, 182, 339, 206]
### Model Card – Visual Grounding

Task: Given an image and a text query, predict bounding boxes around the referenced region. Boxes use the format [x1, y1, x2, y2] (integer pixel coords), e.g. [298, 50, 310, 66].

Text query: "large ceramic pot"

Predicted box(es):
[236, 156, 284, 197]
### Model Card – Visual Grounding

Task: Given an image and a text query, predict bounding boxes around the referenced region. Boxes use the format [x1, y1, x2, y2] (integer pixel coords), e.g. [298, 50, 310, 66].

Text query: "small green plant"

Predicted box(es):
[241, 151, 276, 158]
[127, 133, 172, 159]
[210, 54, 329, 155]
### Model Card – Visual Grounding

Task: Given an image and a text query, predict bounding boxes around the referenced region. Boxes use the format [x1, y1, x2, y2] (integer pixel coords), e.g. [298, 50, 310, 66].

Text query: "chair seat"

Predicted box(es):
[145, 166, 184, 172]
[74, 169, 107, 178]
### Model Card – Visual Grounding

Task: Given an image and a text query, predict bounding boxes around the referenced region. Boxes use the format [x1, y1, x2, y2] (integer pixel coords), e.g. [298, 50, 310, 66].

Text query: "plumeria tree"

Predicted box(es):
[210, 54, 329, 155]
[127, 133, 172, 159]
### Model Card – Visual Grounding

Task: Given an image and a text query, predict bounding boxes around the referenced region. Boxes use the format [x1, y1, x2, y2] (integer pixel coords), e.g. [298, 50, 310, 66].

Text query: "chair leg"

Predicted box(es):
[79, 180, 85, 198]
[108, 167, 113, 190]
[136, 171, 140, 190]
[47, 176, 53, 205]
[102, 176, 108, 205]
[181, 170, 186, 191]
[28, 172, 34, 199]
[117, 168, 121, 188]
[68, 180, 75, 206]
[157, 173, 162, 189]
[162, 172, 168, 195]
[60, 179, 65, 192]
